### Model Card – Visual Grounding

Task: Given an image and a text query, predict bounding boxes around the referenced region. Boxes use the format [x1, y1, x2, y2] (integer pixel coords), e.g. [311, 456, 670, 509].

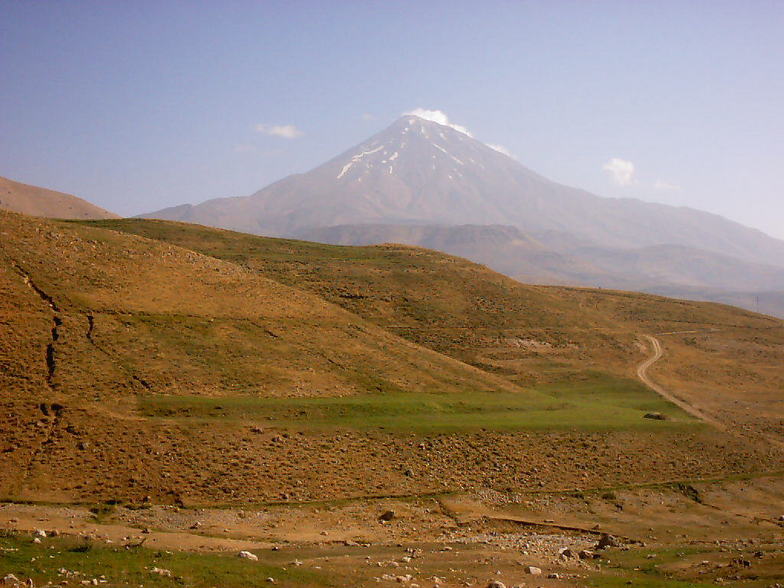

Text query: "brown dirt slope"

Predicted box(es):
[0, 176, 119, 219]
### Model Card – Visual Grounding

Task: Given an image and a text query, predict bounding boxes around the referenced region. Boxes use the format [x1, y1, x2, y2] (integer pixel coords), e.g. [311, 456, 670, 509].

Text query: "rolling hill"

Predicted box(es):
[2, 210, 782, 506]
[0, 176, 118, 220]
[84, 218, 784, 439]
[297, 223, 599, 285]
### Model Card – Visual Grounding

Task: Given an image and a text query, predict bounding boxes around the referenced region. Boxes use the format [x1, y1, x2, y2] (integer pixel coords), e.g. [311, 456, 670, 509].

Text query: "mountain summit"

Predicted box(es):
[142, 115, 784, 267]
[145, 114, 538, 235]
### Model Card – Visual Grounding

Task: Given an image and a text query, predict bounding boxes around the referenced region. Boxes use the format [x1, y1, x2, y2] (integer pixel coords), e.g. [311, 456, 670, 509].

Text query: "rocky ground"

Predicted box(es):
[1, 474, 783, 587]
[3, 398, 781, 506]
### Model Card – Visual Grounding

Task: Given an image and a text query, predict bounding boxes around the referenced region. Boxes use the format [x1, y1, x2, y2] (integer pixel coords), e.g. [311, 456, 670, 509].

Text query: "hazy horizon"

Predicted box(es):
[2, 1, 783, 239]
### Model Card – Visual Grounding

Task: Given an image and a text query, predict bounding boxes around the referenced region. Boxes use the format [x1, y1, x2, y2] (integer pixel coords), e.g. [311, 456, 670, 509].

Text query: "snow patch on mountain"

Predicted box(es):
[404, 108, 514, 161]
[433, 143, 465, 166]
[488, 143, 514, 159]
[337, 145, 384, 179]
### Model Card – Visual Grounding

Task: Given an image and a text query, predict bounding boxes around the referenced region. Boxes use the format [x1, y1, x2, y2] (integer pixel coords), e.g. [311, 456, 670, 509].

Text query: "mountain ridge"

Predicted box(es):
[140, 114, 784, 268]
[0, 176, 118, 220]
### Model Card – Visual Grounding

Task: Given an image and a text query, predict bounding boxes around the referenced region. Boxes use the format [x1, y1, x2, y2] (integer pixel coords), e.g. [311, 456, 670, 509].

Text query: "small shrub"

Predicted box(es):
[70, 537, 93, 553]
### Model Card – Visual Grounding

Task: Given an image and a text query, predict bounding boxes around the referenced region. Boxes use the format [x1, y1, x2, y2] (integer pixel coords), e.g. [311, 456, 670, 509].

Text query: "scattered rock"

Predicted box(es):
[2, 575, 20, 586]
[643, 412, 667, 420]
[379, 510, 396, 522]
[486, 582, 506, 588]
[238, 550, 259, 561]
[596, 534, 618, 550]
[150, 568, 171, 577]
[33, 529, 47, 538]
[558, 547, 573, 559]
[524, 566, 542, 575]
[579, 549, 595, 560]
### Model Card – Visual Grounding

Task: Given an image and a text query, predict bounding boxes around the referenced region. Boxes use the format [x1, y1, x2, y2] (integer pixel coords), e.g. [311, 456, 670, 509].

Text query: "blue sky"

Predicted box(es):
[2, 1, 783, 238]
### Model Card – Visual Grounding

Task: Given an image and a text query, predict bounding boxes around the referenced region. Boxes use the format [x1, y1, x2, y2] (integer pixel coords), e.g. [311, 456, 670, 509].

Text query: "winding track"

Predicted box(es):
[637, 334, 725, 430]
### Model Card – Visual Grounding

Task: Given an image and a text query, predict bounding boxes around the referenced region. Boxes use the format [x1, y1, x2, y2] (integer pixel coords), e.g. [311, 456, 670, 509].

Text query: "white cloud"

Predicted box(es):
[403, 108, 473, 136]
[487, 143, 514, 158]
[254, 123, 303, 139]
[403, 108, 516, 158]
[603, 158, 636, 186]
[361, 113, 375, 121]
[654, 179, 681, 191]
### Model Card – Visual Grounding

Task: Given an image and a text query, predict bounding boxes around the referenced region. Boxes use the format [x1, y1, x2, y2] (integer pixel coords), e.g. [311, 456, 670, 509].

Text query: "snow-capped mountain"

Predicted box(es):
[142, 114, 784, 268]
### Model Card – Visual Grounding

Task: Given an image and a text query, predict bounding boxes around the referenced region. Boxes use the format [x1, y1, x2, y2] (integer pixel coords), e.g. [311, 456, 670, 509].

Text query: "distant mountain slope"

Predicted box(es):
[297, 222, 784, 317]
[297, 223, 600, 284]
[141, 115, 784, 268]
[0, 176, 118, 219]
[644, 287, 784, 321]
[571, 244, 784, 291]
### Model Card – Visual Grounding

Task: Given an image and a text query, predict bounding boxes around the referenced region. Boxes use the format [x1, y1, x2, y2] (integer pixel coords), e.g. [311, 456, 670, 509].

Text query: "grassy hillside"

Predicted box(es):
[83, 219, 784, 400]
[80, 218, 784, 444]
[2, 211, 528, 403]
[1, 212, 781, 505]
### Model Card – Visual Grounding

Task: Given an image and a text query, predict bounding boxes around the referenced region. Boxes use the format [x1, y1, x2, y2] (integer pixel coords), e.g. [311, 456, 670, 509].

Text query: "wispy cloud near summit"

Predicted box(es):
[603, 158, 636, 186]
[404, 108, 514, 158]
[255, 123, 303, 139]
[404, 108, 473, 137]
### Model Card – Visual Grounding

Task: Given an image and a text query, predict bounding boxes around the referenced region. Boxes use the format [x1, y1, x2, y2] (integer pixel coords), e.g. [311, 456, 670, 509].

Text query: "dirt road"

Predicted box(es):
[637, 334, 725, 430]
